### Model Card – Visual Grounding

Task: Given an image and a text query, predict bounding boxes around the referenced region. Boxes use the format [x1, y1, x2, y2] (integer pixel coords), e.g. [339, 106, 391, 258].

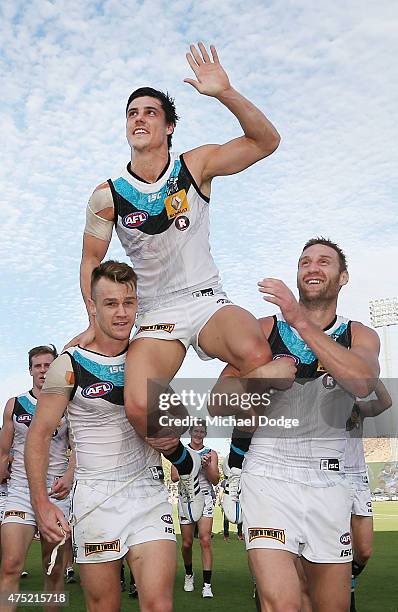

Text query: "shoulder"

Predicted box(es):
[350, 321, 380, 346]
[89, 182, 114, 210]
[3, 398, 16, 417]
[259, 315, 275, 339]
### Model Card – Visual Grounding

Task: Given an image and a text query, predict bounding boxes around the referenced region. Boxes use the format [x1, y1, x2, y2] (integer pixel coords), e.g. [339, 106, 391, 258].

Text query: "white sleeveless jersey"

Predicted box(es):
[344, 407, 368, 489]
[64, 347, 164, 497]
[110, 152, 222, 313]
[187, 445, 215, 496]
[11, 390, 68, 486]
[245, 314, 355, 487]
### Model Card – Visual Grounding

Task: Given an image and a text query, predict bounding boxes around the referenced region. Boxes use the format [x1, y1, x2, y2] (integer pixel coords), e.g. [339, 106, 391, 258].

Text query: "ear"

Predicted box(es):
[339, 270, 349, 287]
[87, 297, 97, 318]
[166, 123, 174, 136]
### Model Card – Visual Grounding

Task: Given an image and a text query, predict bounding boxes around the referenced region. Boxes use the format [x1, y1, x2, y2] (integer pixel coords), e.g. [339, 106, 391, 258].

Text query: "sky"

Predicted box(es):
[1, 0, 397, 454]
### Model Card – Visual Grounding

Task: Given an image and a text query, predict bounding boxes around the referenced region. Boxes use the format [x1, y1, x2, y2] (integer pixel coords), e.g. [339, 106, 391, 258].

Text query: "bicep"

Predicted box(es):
[30, 394, 69, 435]
[202, 137, 269, 180]
[350, 324, 380, 377]
[0, 399, 15, 451]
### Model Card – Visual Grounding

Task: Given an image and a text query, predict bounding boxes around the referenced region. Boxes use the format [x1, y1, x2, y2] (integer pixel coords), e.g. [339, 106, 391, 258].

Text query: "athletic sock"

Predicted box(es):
[185, 564, 193, 576]
[165, 442, 193, 475]
[350, 589, 357, 612]
[228, 428, 253, 469]
[203, 570, 212, 585]
[352, 560, 366, 577]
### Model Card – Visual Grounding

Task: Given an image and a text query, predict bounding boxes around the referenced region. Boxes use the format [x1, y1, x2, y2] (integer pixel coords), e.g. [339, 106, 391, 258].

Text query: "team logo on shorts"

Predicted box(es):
[164, 189, 189, 219]
[320, 458, 340, 471]
[122, 211, 148, 228]
[84, 539, 120, 556]
[366, 501, 372, 512]
[4, 510, 26, 520]
[217, 298, 232, 304]
[175, 216, 189, 231]
[322, 374, 336, 389]
[82, 381, 114, 399]
[248, 527, 285, 544]
[340, 532, 351, 545]
[137, 323, 175, 334]
[192, 288, 214, 298]
[161, 514, 173, 524]
[150, 466, 164, 480]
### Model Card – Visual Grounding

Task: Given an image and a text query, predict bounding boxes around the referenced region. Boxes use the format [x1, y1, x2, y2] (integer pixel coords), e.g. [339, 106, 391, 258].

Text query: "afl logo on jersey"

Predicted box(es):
[82, 382, 114, 399]
[122, 211, 148, 228]
[16, 414, 32, 424]
[273, 354, 300, 366]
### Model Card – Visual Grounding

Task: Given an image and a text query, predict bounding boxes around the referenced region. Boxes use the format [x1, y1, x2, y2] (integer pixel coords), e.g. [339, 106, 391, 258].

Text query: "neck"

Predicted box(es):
[31, 386, 41, 398]
[86, 328, 129, 357]
[298, 299, 338, 329]
[130, 147, 169, 183]
[190, 441, 204, 451]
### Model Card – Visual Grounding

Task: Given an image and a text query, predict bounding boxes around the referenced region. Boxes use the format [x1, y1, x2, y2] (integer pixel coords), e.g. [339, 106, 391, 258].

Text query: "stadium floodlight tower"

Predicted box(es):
[369, 297, 398, 461]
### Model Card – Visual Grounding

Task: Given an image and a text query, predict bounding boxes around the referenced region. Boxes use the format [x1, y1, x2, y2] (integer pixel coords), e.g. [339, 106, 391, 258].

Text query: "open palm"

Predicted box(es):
[184, 42, 231, 97]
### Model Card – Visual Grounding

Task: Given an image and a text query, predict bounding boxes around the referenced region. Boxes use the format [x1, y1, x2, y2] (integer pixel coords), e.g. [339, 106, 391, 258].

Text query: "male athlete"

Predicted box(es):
[345, 380, 392, 612]
[25, 261, 177, 612]
[213, 238, 380, 612]
[67, 42, 283, 484]
[0, 345, 73, 611]
[171, 422, 219, 598]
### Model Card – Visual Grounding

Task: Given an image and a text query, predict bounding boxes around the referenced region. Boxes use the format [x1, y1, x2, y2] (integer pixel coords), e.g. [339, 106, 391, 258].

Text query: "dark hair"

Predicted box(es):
[125, 87, 179, 149]
[91, 260, 137, 298]
[28, 344, 58, 369]
[302, 237, 347, 273]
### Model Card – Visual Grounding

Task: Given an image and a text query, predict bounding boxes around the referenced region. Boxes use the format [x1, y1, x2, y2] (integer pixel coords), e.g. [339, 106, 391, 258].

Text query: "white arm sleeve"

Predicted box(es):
[41, 353, 75, 399]
[84, 186, 114, 242]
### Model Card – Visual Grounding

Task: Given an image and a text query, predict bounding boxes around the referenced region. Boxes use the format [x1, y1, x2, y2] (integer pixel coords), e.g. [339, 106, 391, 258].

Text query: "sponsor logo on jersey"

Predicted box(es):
[161, 514, 173, 524]
[137, 323, 175, 334]
[217, 298, 232, 304]
[82, 381, 114, 399]
[316, 361, 326, 372]
[322, 374, 336, 389]
[192, 288, 214, 298]
[5, 510, 26, 520]
[248, 527, 285, 544]
[340, 532, 351, 545]
[84, 539, 120, 556]
[340, 548, 352, 557]
[150, 466, 164, 480]
[122, 211, 149, 228]
[175, 215, 189, 231]
[320, 458, 340, 471]
[16, 414, 32, 424]
[164, 189, 189, 219]
[272, 354, 300, 365]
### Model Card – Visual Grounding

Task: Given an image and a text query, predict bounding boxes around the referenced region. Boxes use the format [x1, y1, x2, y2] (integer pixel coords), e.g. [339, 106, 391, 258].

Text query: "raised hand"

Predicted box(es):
[184, 42, 231, 98]
[258, 278, 304, 329]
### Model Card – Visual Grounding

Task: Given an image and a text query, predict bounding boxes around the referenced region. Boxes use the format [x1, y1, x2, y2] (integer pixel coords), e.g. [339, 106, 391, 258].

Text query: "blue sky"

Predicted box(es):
[1, 0, 397, 452]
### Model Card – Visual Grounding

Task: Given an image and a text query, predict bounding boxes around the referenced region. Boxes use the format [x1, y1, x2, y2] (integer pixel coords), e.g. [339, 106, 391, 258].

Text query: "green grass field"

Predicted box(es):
[18, 502, 398, 611]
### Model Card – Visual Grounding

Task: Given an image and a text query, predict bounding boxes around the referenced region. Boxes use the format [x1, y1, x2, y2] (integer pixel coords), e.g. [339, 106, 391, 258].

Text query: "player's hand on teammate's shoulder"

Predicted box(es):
[63, 324, 95, 351]
[258, 278, 304, 328]
[184, 42, 231, 98]
[35, 499, 70, 544]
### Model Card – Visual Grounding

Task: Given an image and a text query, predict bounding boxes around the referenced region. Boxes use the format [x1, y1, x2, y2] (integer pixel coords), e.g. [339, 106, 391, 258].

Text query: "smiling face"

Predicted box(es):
[190, 425, 207, 446]
[297, 243, 348, 306]
[89, 277, 137, 342]
[29, 353, 55, 391]
[126, 96, 174, 153]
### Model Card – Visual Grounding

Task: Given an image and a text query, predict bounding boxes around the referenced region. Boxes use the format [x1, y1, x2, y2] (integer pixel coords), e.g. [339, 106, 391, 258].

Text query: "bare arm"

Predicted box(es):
[0, 399, 15, 480]
[183, 43, 280, 190]
[25, 393, 71, 542]
[258, 279, 380, 397]
[357, 380, 393, 418]
[170, 464, 179, 483]
[202, 450, 219, 486]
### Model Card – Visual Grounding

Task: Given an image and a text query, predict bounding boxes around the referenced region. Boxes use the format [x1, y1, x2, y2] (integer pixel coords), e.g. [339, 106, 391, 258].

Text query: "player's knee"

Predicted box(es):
[0, 556, 24, 578]
[181, 538, 193, 551]
[199, 533, 211, 549]
[234, 338, 271, 373]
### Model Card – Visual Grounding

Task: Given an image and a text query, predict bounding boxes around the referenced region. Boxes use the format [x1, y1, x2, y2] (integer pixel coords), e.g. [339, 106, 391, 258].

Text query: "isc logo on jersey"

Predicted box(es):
[82, 382, 114, 399]
[122, 211, 148, 228]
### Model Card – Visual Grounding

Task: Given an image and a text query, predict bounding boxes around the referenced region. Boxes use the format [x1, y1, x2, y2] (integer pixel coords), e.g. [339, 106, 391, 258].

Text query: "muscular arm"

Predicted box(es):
[203, 450, 219, 486]
[357, 380, 393, 418]
[81, 184, 114, 322]
[0, 399, 15, 481]
[183, 43, 280, 192]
